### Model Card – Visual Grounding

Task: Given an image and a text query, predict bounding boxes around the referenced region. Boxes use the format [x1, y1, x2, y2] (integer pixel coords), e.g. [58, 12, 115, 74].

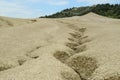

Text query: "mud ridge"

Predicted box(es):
[53, 24, 98, 80]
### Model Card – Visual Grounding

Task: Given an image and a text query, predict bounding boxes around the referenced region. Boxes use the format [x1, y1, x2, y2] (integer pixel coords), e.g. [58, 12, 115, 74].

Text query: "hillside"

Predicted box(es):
[41, 4, 120, 19]
[0, 16, 37, 27]
[0, 13, 120, 80]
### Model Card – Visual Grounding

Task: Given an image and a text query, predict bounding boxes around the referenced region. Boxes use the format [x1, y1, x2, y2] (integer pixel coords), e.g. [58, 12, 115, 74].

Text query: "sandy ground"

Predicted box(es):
[0, 13, 120, 80]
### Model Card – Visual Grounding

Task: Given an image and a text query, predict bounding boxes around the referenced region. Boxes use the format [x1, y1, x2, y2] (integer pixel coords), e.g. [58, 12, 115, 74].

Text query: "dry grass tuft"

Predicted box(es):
[67, 56, 98, 79]
[61, 71, 81, 80]
[53, 51, 71, 63]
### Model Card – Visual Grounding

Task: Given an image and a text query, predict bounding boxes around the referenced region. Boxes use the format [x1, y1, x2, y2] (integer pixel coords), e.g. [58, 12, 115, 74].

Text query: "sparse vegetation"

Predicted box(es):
[0, 6, 120, 80]
[41, 4, 120, 19]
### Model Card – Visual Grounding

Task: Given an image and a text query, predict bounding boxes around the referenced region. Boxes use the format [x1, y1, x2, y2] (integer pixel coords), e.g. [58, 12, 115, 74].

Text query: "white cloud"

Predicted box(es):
[0, 0, 43, 18]
[19, 0, 69, 5]
[0, 0, 69, 18]
[27, 0, 69, 5]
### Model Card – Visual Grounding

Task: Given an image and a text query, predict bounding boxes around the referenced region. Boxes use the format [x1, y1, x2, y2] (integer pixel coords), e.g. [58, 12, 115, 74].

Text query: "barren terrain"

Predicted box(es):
[0, 13, 120, 80]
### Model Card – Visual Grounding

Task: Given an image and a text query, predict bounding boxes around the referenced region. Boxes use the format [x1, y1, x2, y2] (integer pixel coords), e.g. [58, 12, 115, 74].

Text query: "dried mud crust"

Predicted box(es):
[53, 51, 71, 63]
[0, 66, 11, 72]
[53, 24, 98, 80]
[104, 75, 120, 80]
[89, 73, 120, 80]
[61, 71, 81, 80]
[66, 56, 98, 79]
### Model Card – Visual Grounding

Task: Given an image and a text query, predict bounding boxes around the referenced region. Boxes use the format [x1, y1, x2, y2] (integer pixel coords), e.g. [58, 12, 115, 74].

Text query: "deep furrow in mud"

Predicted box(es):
[54, 21, 98, 80]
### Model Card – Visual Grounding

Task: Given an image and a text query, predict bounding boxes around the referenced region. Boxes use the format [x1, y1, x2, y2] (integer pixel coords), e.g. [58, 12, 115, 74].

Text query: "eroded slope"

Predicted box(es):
[0, 13, 120, 80]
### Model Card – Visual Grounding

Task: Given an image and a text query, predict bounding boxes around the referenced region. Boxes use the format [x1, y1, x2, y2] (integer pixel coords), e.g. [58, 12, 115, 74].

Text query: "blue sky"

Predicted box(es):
[0, 0, 119, 18]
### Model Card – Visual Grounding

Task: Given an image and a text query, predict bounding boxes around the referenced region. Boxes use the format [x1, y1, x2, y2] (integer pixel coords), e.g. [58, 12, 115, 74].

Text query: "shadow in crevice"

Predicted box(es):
[53, 26, 98, 80]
